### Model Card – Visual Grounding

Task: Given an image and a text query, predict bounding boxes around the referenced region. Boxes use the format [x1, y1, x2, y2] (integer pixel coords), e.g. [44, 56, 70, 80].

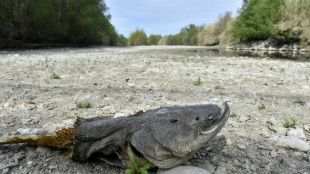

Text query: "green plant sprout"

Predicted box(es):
[193, 77, 202, 86]
[214, 85, 224, 90]
[284, 118, 298, 128]
[76, 102, 92, 109]
[294, 100, 305, 106]
[51, 73, 61, 79]
[125, 155, 152, 174]
[258, 104, 266, 110]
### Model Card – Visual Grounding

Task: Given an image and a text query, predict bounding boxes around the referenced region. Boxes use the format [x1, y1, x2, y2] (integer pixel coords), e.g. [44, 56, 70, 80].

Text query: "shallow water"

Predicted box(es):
[185, 48, 310, 61]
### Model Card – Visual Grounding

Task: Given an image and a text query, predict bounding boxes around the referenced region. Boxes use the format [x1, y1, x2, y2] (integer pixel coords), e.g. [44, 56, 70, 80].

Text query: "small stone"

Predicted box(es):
[304, 125, 310, 133]
[214, 165, 226, 174]
[268, 117, 277, 125]
[27, 104, 37, 111]
[197, 161, 216, 173]
[157, 166, 210, 174]
[226, 138, 232, 145]
[193, 158, 205, 163]
[63, 119, 74, 126]
[245, 165, 251, 172]
[287, 129, 306, 139]
[233, 159, 241, 166]
[250, 164, 257, 172]
[85, 95, 98, 100]
[238, 144, 246, 150]
[27, 161, 33, 167]
[45, 125, 57, 133]
[293, 152, 302, 156]
[267, 136, 310, 152]
[200, 152, 207, 157]
[13, 152, 26, 161]
[2, 168, 9, 174]
[3, 102, 11, 108]
[270, 150, 277, 158]
[16, 128, 47, 136]
[36, 146, 51, 156]
[269, 125, 287, 135]
[239, 116, 249, 122]
[114, 112, 128, 118]
[0, 164, 6, 170]
[48, 165, 57, 169]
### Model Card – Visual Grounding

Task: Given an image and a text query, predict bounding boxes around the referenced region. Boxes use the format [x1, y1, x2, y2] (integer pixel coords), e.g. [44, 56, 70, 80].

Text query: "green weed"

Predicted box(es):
[51, 73, 61, 79]
[230, 113, 237, 118]
[258, 104, 266, 110]
[76, 102, 92, 109]
[276, 81, 284, 85]
[301, 156, 309, 162]
[270, 66, 274, 71]
[125, 154, 152, 174]
[193, 77, 203, 86]
[284, 118, 298, 128]
[145, 60, 152, 65]
[45, 57, 49, 68]
[27, 65, 37, 73]
[294, 100, 305, 106]
[214, 85, 224, 90]
[64, 112, 73, 119]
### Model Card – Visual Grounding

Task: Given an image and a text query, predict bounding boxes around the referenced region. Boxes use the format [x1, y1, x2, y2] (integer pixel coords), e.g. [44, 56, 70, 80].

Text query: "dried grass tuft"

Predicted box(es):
[277, 0, 310, 44]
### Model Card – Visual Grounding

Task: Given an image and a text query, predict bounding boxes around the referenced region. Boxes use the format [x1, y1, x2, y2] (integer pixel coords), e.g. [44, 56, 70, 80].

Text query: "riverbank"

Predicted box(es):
[0, 46, 309, 173]
[227, 38, 310, 52]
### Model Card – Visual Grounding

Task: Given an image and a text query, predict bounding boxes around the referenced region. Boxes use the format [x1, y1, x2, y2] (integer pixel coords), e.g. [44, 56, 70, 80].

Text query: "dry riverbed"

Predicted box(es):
[0, 46, 309, 174]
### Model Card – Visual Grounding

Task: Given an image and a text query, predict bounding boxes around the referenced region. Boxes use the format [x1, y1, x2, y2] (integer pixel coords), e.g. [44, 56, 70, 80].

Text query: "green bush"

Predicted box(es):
[128, 29, 148, 46]
[117, 34, 128, 46]
[231, 0, 284, 41]
[166, 35, 178, 45]
[148, 35, 162, 45]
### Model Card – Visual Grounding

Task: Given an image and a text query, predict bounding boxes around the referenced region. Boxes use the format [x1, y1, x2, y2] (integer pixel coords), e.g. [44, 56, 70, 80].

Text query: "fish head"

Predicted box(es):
[130, 102, 230, 168]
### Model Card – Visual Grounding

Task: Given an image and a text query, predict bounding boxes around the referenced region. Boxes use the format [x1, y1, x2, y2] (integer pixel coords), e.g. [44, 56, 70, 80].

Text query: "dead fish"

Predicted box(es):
[0, 102, 230, 169]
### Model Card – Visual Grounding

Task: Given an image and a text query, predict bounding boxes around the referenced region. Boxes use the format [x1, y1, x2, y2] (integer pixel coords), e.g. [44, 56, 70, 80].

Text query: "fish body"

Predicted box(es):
[0, 102, 230, 169]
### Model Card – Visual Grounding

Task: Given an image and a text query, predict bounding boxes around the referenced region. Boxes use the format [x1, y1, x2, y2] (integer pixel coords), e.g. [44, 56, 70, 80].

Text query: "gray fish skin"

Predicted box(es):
[72, 102, 230, 169]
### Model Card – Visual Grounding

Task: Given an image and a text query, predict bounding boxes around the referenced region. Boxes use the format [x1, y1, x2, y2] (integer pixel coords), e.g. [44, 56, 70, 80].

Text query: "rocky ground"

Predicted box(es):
[0, 46, 309, 174]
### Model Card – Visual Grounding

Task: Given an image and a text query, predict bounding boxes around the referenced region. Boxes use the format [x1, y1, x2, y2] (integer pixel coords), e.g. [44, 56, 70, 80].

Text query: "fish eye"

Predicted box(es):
[195, 117, 200, 121]
[170, 119, 178, 123]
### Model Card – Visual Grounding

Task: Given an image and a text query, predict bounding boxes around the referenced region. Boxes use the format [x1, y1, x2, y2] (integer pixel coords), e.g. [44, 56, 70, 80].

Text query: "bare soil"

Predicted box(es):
[0, 46, 309, 174]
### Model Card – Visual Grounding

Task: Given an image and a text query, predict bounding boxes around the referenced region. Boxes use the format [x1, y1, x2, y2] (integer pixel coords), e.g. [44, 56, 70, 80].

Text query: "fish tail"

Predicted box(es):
[0, 127, 75, 150]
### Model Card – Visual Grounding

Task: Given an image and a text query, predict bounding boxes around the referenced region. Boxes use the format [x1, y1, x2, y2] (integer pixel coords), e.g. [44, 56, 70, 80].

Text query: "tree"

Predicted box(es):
[231, 0, 284, 41]
[0, 0, 118, 47]
[148, 35, 162, 45]
[166, 35, 178, 45]
[128, 29, 148, 46]
[117, 34, 128, 46]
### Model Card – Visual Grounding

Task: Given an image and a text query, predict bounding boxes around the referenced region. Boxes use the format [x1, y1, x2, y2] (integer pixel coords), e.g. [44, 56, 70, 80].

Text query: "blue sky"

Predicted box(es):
[105, 0, 243, 37]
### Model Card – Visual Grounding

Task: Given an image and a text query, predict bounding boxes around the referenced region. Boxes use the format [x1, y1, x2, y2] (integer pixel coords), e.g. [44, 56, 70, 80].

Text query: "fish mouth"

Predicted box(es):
[201, 102, 230, 135]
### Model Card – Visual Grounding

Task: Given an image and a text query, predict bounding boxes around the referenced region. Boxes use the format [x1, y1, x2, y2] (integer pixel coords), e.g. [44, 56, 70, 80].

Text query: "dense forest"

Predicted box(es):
[0, 0, 124, 47]
[1, 0, 309, 47]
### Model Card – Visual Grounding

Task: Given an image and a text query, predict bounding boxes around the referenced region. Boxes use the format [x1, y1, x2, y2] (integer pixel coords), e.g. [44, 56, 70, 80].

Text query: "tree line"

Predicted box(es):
[129, 0, 309, 46]
[1, 0, 308, 47]
[0, 0, 124, 48]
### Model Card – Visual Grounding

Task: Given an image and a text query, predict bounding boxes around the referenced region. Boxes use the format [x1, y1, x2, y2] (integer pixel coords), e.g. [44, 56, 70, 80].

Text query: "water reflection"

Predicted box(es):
[185, 48, 310, 61]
